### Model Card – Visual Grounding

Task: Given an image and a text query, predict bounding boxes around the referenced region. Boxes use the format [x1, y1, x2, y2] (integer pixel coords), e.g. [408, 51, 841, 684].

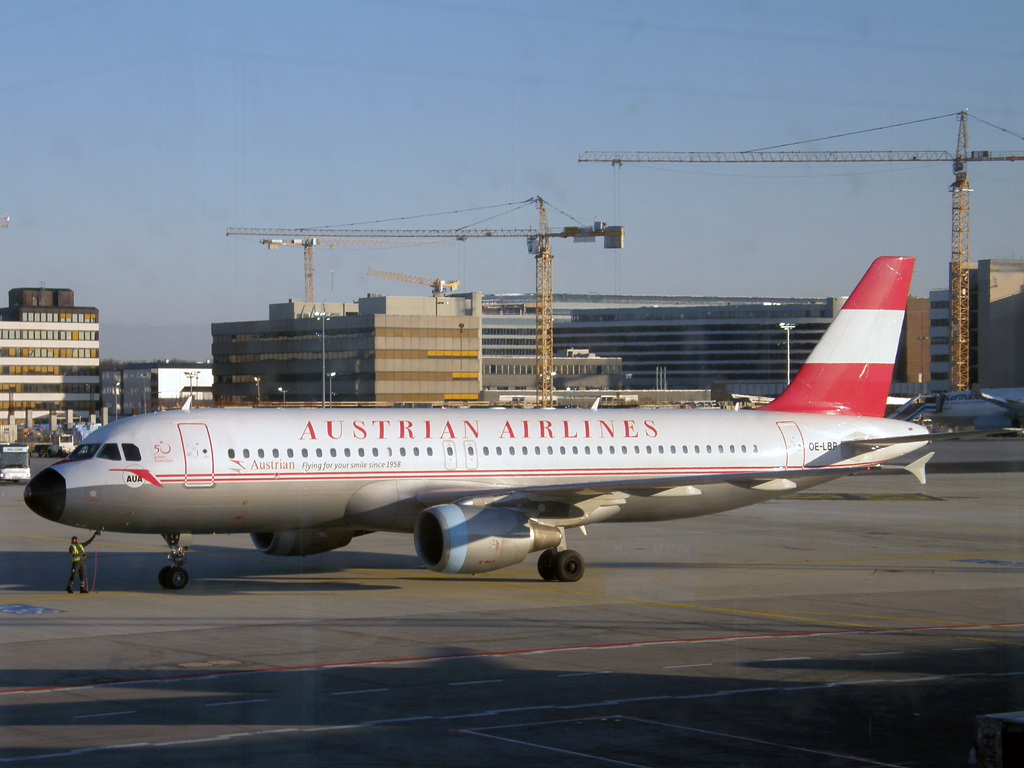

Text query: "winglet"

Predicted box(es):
[591, 398, 600, 411]
[902, 451, 934, 485]
[182, 396, 193, 411]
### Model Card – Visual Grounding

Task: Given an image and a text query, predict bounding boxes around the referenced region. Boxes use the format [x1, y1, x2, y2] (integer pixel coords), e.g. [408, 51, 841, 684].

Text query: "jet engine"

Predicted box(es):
[413, 503, 563, 575]
[250, 527, 355, 557]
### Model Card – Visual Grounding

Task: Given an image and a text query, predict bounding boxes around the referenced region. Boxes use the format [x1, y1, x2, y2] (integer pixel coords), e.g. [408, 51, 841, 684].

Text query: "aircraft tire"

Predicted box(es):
[168, 566, 189, 590]
[537, 549, 557, 581]
[554, 550, 584, 583]
[158, 566, 172, 589]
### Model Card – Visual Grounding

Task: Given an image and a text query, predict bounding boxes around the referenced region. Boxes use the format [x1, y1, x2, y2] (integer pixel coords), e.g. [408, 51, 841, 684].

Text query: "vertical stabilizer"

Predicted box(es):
[763, 257, 914, 417]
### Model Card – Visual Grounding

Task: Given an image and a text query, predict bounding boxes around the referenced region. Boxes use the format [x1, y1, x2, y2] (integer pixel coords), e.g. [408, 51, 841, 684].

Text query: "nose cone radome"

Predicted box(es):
[24, 467, 66, 522]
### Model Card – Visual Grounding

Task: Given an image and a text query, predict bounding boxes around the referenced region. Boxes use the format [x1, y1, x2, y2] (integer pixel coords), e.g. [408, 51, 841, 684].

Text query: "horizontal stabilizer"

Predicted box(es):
[843, 428, 1019, 451]
[902, 452, 934, 485]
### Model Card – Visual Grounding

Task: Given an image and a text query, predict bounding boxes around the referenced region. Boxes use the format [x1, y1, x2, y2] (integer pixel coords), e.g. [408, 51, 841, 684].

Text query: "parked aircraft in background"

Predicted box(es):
[904, 388, 1024, 430]
[26, 257, 935, 589]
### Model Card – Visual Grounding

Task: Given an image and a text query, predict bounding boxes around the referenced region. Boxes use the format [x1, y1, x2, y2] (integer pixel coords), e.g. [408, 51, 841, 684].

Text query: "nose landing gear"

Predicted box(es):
[158, 533, 192, 590]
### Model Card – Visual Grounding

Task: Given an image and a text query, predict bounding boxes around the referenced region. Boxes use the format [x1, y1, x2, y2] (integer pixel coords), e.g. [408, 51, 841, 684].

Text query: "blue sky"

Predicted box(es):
[1, 1, 1022, 359]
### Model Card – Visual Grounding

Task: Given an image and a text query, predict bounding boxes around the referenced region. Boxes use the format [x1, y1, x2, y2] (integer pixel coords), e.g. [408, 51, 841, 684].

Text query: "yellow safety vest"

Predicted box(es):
[70, 543, 86, 563]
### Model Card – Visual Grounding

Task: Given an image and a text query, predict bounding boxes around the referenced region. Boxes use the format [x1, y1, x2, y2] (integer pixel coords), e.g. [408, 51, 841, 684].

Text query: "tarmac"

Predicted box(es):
[1, 438, 1022, 766]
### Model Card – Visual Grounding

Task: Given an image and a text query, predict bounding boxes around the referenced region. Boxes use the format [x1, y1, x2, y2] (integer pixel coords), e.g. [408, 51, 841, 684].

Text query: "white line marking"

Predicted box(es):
[952, 647, 985, 652]
[663, 663, 712, 669]
[459, 729, 653, 768]
[71, 710, 136, 719]
[204, 698, 269, 707]
[362, 715, 434, 725]
[624, 716, 907, 768]
[764, 656, 811, 662]
[448, 679, 502, 687]
[330, 688, 388, 696]
[676, 687, 777, 700]
[557, 671, 609, 678]
[858, 651, 903, 657]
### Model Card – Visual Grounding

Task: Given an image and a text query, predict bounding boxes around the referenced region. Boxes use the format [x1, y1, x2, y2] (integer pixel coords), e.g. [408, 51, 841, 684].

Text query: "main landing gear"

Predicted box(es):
[158, 533, 192, 590]
[537, 548, 585, 583]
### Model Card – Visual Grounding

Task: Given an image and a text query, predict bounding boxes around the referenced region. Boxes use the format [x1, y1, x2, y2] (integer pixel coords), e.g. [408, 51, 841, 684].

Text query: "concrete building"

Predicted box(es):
[977, 260, 1024, 387]
[930, 260, 1024, 390]
[0, 288, 100, 434]
[212, 295, 482, 405]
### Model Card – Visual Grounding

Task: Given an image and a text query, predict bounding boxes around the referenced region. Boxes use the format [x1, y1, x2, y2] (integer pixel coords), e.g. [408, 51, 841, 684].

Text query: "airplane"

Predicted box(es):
[26, 257, 936, 589]
[910, 388, 1024, 430]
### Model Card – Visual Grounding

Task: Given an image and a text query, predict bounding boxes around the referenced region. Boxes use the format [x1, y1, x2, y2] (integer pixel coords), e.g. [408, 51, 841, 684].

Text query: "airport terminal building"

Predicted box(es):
[479, 293, 929, 398]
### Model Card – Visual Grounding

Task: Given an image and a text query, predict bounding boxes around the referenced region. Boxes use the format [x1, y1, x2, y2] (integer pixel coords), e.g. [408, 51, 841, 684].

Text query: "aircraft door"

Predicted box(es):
[442, 440, 458, 471]
[178, 423, 214, 487]
[463, 440, 479, 470]
[776, 421, 805, 468]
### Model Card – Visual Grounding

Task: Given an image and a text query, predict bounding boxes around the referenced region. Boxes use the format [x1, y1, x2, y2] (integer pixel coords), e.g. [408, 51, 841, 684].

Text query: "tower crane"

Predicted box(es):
[367, 268, 460, 297]
[228, 197, 623, 406]
[224, 232, 454, 304]
[580, 110, 1022, 392]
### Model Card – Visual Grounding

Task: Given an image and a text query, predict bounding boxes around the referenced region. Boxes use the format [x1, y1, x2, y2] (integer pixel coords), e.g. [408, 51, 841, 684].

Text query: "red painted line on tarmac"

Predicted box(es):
[3, 621, 1022, 697]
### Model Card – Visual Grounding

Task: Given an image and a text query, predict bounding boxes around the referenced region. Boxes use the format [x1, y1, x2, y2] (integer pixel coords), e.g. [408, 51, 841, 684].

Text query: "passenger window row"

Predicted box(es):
[481, 443, 759, 457]
[224, 443, 759, 462]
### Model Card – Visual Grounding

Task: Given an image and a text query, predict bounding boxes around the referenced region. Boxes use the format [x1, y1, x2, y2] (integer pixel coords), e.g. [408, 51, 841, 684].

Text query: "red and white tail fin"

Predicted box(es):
[763, 256, 914, 418]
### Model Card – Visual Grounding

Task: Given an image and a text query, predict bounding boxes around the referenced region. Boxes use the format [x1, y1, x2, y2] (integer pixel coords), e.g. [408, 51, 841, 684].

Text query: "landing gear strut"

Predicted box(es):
[537, 548, 585, 583]
[159, 533, 192, 590]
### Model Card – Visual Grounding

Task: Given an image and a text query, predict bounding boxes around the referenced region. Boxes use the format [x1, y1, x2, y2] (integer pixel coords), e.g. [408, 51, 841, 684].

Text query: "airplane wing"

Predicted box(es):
[413, 463, 877, 520]
[977, 391, 1024, 416]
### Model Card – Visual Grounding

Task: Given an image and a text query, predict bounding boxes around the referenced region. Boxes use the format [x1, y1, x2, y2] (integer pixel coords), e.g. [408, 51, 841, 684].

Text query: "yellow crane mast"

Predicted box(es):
[367, 268, 460, 297]
[580, 110, 1022, 391]
[228, 197, 623, 406]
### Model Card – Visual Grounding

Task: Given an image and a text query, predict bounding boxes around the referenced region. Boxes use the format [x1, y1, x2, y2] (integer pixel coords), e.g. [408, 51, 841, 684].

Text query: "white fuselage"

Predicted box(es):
[45, 406, 928, 535]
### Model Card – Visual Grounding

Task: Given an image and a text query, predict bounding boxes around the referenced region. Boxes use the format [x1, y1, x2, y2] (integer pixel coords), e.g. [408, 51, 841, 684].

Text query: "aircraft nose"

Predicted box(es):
[24, 467, 66, 522]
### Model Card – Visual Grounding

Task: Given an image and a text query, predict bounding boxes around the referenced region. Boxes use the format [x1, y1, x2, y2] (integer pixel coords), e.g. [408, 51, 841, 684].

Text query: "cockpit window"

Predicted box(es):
[97, 444, 122, 461]
[122, 443, 142, 462]
[66, 443, 102, 461]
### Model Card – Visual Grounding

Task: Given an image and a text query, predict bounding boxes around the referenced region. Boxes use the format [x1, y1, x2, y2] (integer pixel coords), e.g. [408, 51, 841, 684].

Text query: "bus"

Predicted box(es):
[0, 444, 31, 483]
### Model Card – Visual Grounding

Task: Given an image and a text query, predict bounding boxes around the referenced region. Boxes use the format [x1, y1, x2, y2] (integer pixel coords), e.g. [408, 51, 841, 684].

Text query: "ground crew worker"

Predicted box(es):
[66, 532, 100, 593]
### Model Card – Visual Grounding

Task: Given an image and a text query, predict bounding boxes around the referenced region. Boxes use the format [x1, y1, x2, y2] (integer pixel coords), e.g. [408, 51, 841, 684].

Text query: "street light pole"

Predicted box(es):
[329, 372, 336, 407]
[779, 323, 796, 385]
[313, 311, 332, 408]
[278, 387, 287, 406]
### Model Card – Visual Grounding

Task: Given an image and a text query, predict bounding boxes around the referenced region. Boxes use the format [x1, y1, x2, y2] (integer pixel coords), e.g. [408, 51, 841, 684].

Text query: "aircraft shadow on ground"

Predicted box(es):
[0, 546, 422, 594]
[0, 645, 1019, 767]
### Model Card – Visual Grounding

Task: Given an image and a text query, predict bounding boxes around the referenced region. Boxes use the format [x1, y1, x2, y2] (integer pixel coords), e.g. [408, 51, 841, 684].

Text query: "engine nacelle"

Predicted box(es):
[250, 527, 355, 557]
[413, 503, 563, 575]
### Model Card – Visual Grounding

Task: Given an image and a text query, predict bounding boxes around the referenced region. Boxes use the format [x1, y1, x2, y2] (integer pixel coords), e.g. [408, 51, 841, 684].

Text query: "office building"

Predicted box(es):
[212, 295, 482, 405]
[0, 288, 100, 432]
